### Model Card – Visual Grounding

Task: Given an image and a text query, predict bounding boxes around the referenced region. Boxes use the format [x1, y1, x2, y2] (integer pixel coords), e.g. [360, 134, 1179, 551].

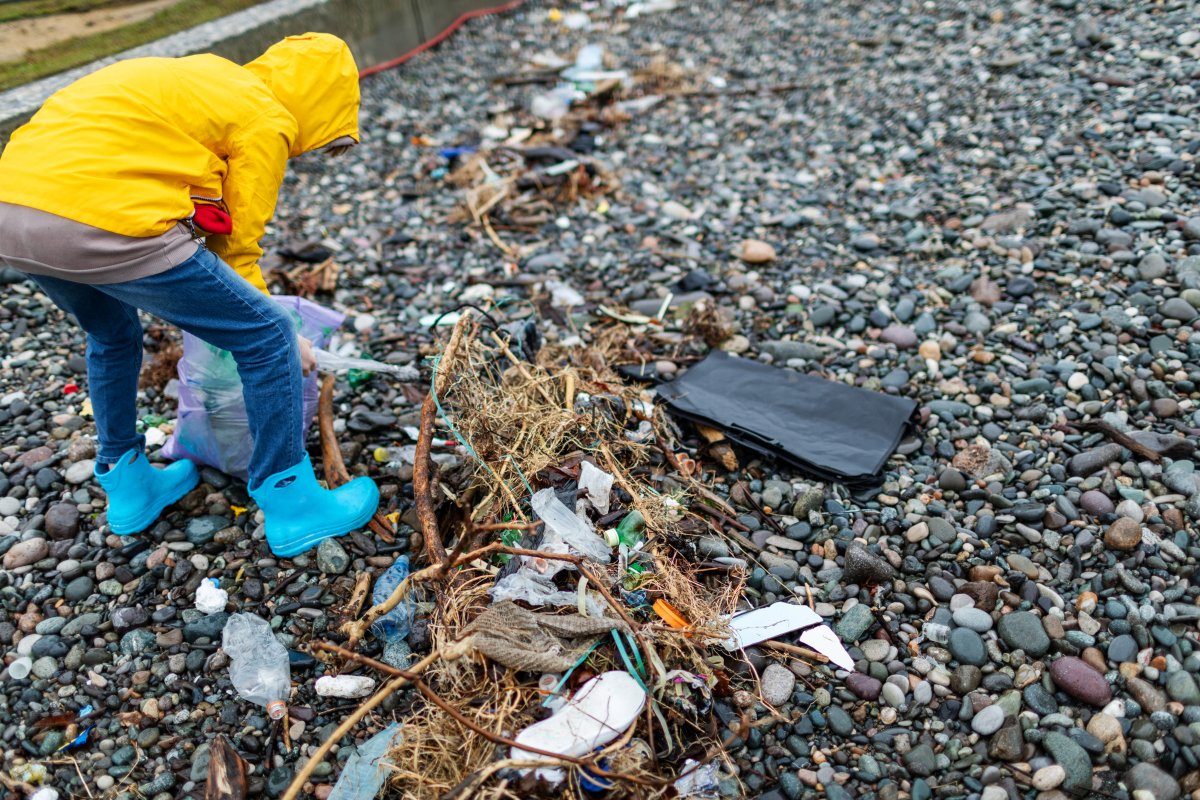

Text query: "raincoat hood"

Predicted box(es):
[245, 33, 360, 157]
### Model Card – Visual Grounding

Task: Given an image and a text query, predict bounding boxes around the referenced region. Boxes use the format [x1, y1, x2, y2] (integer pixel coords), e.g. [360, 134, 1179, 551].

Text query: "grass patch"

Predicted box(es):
[0, 0, 134, 24]
[0, 0, 265, 93]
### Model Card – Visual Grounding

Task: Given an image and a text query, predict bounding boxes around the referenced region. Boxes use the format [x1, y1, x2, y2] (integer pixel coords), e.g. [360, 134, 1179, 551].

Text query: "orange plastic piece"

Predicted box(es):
[653, 599, 690, 630]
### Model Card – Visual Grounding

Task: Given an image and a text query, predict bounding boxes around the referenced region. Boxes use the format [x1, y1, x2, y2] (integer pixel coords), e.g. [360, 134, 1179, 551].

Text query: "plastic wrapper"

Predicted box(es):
[577, 461, 614, 515]
[531, 488, 611, 563]
[194, 578, 228, 614]
[222, 613, 292, 719]
[163, 296, 344, 480]
[674, 760, 720, 797]
[328, 723, 403, 800]
[490, 571, 605, 617]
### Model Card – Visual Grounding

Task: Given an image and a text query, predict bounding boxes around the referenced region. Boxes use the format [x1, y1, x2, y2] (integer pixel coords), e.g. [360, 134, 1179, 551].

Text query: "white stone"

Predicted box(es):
[1067, 372, 1089, 390]
[65, 460, 95, 485]
[0, 497, 20, 516]
[971, 703, 1006, 736]
[1033, 764, 1066, 790]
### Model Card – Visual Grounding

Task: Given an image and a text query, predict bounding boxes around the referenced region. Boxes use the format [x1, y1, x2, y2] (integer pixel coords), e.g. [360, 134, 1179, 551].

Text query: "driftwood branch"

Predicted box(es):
[414, 392, 447, 567]
[317, 374, 396, 543]
[1076, 420, 1163, 463]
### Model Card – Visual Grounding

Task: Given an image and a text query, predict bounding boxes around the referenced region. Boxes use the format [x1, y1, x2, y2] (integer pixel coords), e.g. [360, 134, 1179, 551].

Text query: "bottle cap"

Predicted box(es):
[266, 700, 287, 720]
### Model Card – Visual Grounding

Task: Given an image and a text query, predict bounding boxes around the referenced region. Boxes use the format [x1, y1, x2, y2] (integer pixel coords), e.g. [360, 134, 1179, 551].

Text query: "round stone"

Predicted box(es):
[1104, 518, 1142, 551]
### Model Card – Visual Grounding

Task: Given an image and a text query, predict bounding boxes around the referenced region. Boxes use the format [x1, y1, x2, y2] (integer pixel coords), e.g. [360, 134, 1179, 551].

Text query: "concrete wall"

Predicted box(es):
[0, 0, 520, 140]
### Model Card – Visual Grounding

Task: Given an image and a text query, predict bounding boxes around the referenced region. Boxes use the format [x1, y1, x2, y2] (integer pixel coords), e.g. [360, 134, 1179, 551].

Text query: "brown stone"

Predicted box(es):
[1105, 518, 1142, 551]
[1151, 398, 1179, 417]
[960, 581, 1000, 611]
[1081, 647, 1108, 674]
[735, 239, 777, 264]
[1126, 676, 1166, 713]
[970, 565, 1003, 583]
[16, 446, 54, 468]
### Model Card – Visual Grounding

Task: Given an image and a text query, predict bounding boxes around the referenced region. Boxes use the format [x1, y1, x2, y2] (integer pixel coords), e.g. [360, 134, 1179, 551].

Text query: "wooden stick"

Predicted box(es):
[280, 650, 442, 800]
[1076, 420, 1163, 463]
[489, 331, 555, 404]
[317, 375, 351, 485]
[317, 374, 395, 543]
[760, 639, 829, 664]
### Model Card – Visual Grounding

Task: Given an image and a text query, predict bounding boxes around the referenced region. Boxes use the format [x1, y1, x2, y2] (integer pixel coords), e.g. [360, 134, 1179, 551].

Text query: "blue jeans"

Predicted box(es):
[30, 245, 304, 490]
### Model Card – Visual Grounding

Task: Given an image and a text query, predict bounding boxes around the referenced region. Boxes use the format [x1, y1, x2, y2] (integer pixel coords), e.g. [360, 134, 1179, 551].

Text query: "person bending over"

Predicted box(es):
[0, 33, 378, 557]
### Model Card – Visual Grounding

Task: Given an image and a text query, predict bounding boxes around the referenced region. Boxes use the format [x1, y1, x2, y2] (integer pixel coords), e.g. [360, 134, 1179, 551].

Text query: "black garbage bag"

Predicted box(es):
[658, 351, 917, 488]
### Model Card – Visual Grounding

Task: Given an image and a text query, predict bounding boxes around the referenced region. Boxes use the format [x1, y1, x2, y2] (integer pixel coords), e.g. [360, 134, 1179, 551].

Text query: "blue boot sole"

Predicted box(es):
[265, 497, 377, 558]
[108, 472, 200, 536]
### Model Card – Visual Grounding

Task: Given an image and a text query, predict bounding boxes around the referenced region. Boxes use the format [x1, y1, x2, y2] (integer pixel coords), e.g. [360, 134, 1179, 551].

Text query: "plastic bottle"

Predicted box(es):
[615, 510, 645, 548]
[222, 613, 291, 720]
[328, 723, 403, 800]
[371, 556, 414, 668]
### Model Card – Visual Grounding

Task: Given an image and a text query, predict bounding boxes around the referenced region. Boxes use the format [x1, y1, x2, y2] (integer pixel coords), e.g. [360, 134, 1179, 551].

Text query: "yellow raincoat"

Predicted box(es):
[0, 33, 360, 293]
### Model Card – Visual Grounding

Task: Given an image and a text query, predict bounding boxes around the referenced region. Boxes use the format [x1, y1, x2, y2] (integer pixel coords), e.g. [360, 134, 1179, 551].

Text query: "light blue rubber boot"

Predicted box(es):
[250, 454, 380, 558]
[95, 449, 199, 535]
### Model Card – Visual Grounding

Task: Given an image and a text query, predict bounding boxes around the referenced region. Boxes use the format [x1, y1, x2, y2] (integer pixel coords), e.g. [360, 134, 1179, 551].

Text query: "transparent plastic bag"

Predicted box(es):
[162, 296, 344, 480]
[222, 613, 291, 719]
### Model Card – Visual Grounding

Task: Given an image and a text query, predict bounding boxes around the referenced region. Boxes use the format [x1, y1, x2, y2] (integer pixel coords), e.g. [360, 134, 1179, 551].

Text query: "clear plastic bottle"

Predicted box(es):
[222, 613, 291, 720]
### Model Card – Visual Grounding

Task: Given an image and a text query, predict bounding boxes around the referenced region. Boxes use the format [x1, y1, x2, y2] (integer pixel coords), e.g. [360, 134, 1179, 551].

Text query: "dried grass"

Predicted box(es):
[381, 312, 745, 798]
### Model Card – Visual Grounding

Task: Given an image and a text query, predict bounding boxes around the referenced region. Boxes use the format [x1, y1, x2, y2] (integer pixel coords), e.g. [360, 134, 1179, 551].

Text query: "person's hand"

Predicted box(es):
[298, 336, 317, 377]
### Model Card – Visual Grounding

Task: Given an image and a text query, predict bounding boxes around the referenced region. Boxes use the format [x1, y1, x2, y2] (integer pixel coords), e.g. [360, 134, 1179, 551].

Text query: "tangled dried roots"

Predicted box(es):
[683, 300, 734, 348]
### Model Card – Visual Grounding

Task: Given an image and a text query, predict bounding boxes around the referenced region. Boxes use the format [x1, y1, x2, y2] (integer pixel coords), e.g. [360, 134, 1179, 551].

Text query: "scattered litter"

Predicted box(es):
[511, 671, 647, 785]
[627, 0, 678, 17]
[194, 578, 228, 614]
[328, 723, 404, 800]
[315, 675, 377, 698]
[222, 613, 291, 720]
[659, 351, 917, 487]
[577, 461, 614, 515]
[723, 601, 856, 672]
[8, 656, 32, 679]
[370, 555, 413, 667]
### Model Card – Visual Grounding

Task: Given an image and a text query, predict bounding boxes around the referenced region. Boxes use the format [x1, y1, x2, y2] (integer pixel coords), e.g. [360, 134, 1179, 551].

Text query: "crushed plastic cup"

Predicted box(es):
[195, 578, 228, 614]
[371, 556, 414, 668]
[315, 675, 377, 698]
[328, 723, 404, 800]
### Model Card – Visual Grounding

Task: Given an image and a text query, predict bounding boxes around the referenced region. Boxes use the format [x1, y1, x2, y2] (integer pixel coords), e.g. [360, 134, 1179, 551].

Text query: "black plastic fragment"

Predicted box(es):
[658, 351, 917, 488]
